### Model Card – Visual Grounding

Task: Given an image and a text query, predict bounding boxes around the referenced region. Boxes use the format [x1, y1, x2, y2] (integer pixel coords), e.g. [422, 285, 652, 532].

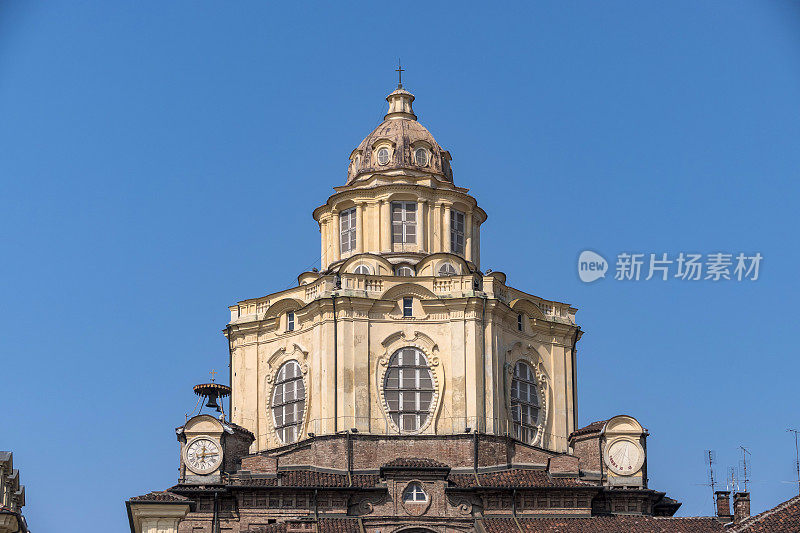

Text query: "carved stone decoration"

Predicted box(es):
[504, 341, 550, 447]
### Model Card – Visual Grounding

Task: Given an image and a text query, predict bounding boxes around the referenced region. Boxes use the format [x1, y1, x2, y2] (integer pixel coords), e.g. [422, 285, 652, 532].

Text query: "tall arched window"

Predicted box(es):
[383, 347, 434, 432]
[271, 360, 306, 444]
[510, 361, 540, 444]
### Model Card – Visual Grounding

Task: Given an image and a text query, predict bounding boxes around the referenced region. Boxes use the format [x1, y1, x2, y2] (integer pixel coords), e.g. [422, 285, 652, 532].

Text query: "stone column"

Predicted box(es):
[417, 199, 426, 253]
[320, 220, 327, 271]
[465, 211, 473, 261]
[357, 204, 365, 254]
[332, 210, 340, 263]
[443, 204, 452, 253]
[432, 203, 442, 253]
[381, 200, 390, 252]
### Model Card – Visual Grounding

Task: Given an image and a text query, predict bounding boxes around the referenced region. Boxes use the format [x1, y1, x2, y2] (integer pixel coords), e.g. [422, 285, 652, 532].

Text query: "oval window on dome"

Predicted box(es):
[377, 147, 390, 165]
[383, 347, 435, 432]
[414, 148, 428, 167]
[271, 360, 306, 444]
[510, 361, 540, 444]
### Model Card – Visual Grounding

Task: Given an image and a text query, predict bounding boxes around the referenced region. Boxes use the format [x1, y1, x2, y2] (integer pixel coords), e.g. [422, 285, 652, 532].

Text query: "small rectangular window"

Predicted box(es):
[287, 311, 295, 331]
[450, 210, 465, 254]
[403, 297, 413, 317]
[339, 207, 357, 253]
[517, 313, 523, 331]
[392, 202, 417, 245]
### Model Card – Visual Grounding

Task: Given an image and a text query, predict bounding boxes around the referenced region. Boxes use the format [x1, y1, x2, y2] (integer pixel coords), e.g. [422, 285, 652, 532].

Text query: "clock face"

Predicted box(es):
[185, 437, 222, 474]
[605, 439, 643, 476]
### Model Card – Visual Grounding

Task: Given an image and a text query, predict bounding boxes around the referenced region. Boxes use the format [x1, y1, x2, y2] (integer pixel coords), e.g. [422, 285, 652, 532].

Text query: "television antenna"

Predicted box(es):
[739, 446, 751, 492]
[788, 429, 800, 495]
[705, 449, 717, 510]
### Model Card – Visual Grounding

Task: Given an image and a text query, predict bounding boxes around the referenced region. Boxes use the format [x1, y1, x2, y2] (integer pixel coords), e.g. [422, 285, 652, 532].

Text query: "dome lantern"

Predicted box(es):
[385, 88, 417, 121]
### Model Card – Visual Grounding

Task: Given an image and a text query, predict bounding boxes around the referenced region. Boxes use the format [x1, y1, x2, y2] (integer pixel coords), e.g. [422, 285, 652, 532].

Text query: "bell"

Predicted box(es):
[205, 392, 220, 410]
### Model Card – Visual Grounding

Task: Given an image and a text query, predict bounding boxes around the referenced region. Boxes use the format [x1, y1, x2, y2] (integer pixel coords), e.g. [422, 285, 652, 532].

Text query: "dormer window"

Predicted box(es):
[396, 265, 415, 277]
[377, 147, 390, 165]
[402, 482, 427, 502]
[414, 148, 428, 166]
[438, 263, 458, 276]
[354, 264, 372, 275]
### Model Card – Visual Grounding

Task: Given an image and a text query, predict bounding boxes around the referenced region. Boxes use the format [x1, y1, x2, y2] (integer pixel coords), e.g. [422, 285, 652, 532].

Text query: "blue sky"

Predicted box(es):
[1, 2, 799, 530]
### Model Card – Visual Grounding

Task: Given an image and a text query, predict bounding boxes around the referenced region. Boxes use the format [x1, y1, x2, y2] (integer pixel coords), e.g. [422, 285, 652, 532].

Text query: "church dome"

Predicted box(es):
[347, 87, 453, 184]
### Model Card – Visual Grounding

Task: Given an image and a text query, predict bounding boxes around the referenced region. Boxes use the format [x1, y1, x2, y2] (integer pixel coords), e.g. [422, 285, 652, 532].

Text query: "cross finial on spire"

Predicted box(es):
[210, 369, 217, 382]
[396, 59, 404, 88]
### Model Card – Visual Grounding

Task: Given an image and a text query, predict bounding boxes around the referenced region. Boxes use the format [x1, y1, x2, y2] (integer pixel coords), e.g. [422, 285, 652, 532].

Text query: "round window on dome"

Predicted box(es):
[377, 147, 390, 165]
[414, 148, 428, 167]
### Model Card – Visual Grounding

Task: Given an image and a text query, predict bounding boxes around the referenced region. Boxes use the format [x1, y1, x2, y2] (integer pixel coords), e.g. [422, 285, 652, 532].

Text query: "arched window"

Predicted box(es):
[438, 263, 458, 276]
[383, 347, 434, 432]
[403, 482, 427, 502]
[353, 264, 372, 275]
[271, 360, 306, 444]
[510, 361, 540, 444]
[395, 265, 415, 277]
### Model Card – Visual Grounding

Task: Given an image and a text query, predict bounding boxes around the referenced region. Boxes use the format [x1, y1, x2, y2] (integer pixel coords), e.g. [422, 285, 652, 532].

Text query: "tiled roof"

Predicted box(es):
[318, 518, 361, 533]
[731, 494, 800, 532]
[382, 457, 450, 469]
[233, 470, 379, 488]
[569, 420, 607, 438]
[449, 469, 595, 488]
[483, 516, 725, 532]
[225, 420, 255, 438]
[128, 491, 189, 503]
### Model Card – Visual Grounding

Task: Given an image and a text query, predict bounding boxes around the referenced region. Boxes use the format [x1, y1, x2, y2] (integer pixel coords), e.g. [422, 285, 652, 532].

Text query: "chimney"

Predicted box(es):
[733, 492, 751, 523]
[715, 490, 732, 523]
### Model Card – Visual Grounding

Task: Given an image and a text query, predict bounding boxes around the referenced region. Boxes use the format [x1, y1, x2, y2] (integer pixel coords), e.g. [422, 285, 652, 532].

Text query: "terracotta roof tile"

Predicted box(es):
[731, 494, 800, 532]
[382, 457, 450, 469]
[449, 469, 594, 488]
[232, 470, 379, 488]
[128, 491, 189, 503]
[318, 518, 361, 533]
[569, 420, 608, 438]
[484, 516, 725, 532]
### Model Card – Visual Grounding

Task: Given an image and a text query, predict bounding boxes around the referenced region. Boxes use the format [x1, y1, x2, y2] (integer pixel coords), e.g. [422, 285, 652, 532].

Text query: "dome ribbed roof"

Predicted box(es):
[346, 87, 453, 184]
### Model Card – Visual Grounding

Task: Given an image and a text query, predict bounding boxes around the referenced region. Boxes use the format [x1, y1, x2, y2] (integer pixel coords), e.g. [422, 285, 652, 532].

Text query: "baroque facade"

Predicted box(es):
[127, 83, 754, 533]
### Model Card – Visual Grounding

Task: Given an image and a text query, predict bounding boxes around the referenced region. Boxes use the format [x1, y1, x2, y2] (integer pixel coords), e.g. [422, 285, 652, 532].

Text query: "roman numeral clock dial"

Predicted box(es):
[184, 437, 222, 475]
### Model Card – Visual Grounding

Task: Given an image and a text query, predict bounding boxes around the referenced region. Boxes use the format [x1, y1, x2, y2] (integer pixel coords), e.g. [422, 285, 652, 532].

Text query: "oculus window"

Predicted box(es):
[377, 147, 390, 165]
[414, 148, 428, 167]
[383, 347, 434, 432]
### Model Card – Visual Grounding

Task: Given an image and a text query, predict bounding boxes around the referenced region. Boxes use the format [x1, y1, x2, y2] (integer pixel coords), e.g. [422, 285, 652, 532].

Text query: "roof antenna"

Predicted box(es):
[396, 59, 404, 89]
[739, 446, 751, 492]
[789, 429, 800, 495]
[705, 449, 717, 511]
